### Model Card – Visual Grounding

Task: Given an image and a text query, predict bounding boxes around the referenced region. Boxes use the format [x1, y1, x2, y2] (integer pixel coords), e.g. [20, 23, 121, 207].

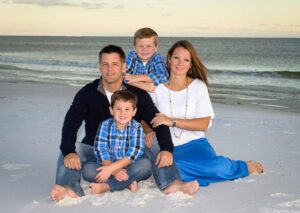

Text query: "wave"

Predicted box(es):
[0, 57, 96, 69]
[0, 64, 96, 75]
[209, 69, 300, 79]
[210, 83, 300, 101]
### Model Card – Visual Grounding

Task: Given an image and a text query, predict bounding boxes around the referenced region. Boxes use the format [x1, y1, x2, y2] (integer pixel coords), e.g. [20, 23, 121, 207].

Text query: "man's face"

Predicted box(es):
[99, 53, 125, 85]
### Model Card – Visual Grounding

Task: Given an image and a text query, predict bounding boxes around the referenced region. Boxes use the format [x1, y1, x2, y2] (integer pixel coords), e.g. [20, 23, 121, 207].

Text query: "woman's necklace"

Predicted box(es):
[168, 79, 189, 139]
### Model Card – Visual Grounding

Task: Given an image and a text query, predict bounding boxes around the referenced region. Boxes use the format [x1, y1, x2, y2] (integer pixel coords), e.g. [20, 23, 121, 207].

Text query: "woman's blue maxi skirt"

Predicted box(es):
[173, 138, 249, 186]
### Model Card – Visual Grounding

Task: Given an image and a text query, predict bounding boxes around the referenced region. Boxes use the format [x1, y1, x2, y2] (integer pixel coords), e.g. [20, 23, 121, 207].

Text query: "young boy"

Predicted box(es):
[124, 27, 169, 92]
[82, 90, 152, 194]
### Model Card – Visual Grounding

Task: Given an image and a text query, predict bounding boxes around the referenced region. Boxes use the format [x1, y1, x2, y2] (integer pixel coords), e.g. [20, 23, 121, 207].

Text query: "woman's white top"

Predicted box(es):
[151, 79, 215, 146]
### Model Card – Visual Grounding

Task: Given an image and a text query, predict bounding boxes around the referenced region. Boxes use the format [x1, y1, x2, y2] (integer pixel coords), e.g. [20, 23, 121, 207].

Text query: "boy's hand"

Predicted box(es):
[114, 169, 129, 181]
[95, 165, 113, 183]
[64, 153, 81, 170]
[156, 151, 173, 168]
[124, 74, 141, 83]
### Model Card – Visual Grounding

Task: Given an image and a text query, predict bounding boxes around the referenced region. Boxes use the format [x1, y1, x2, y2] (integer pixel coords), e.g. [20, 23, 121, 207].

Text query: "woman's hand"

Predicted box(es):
[151, 113, 173, 128]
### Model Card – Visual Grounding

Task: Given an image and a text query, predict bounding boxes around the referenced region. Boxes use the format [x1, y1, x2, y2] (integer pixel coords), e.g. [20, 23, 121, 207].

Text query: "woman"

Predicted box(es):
[150, 40, 263, 187]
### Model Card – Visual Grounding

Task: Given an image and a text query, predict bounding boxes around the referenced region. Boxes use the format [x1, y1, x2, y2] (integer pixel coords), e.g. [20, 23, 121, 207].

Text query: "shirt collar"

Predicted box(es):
[112, 118, 134, 131]
[97, 77, 127, 96]
[133, 51, 157, 64]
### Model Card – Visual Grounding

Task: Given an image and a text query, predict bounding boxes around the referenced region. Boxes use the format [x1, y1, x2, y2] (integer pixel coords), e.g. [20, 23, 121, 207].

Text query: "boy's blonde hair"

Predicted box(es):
[134, 27, 158, 46]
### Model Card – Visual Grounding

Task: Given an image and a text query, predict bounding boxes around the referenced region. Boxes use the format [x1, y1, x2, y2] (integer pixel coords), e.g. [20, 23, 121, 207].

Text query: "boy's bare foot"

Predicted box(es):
[247, 161, 264, 174]
[163, 180, 199, 195]
[50, 185, 79, 202]
[90, 183, 110, 195]
[128, 181, 138, 193]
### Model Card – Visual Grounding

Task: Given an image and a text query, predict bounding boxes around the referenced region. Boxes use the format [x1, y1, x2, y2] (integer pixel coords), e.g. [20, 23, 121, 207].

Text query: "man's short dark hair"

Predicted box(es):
[99, 45, 126, 63]
[111, 90, 137, 109]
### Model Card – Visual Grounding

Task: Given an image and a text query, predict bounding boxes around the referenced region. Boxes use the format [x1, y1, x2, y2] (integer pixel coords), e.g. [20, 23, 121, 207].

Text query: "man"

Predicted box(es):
[51, 45, 198, 201]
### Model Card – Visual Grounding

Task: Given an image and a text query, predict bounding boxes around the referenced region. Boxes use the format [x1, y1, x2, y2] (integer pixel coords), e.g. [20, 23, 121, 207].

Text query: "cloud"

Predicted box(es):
[1, 0, 107, 9]
[184, 26, 219, 31]
[259, 23, 300, 29]
[113, 4, 124, 9]
[161, 13, 173, 17]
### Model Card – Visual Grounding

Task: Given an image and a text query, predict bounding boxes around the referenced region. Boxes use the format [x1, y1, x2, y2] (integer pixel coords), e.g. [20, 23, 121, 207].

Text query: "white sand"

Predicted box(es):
[0, 81, 299, 213]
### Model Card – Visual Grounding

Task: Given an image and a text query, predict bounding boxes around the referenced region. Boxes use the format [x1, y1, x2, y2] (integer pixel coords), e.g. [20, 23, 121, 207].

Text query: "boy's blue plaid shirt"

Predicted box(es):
[94, 118, 145, 163]
[125, 51, 169, 86]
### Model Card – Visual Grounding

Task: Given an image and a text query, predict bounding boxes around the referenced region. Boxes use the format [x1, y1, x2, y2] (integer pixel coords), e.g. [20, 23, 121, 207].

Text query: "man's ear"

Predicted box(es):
[109, 106, 113, 115]
[98, 63, 102, 73]
[122, 62, 126, 73]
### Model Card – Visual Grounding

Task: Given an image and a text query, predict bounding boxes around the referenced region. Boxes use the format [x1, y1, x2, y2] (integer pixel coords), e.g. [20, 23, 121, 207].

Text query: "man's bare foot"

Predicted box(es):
[247, 161, 264, 174]
[163, 180, 199, 195]
[128, 181, 138, 193]
[90, 183, 110, 195]
[50, 185, 79, 202]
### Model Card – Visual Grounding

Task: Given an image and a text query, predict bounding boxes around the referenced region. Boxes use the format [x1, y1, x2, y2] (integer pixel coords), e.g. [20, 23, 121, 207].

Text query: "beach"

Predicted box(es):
[0, 81, 299, 213]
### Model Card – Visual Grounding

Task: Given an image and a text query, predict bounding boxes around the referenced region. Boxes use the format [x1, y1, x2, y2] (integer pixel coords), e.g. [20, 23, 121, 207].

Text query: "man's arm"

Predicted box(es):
[60, 86, 89, 170]
[134, 88, 174, 153]
[60, 87, 88, 156]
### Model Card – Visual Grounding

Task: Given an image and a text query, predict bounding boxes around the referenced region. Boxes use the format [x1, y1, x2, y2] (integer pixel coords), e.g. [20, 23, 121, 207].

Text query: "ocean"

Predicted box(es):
[0, 36, 299, 112]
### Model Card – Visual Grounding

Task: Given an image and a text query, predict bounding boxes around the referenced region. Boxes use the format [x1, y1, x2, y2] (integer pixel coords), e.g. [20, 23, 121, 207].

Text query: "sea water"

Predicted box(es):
[0, 36, 299, 111]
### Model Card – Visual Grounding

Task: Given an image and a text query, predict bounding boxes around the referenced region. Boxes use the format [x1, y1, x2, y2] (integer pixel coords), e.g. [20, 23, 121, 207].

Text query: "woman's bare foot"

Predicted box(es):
[247, 161, 264, 174]
[50, 185, 79, 202]
[90, 183, 110, 195]
[128, 181, 138, 193]
[163, 180, 199, 195]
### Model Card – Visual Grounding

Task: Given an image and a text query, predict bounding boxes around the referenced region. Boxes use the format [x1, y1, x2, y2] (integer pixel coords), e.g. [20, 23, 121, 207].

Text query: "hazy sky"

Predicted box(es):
[0, 0, 299, 37]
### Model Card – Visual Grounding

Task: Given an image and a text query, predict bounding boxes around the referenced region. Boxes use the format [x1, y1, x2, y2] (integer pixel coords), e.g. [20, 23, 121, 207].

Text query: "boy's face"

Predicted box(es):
[134, 37, 158, 63]
[109, 100, 137, 129]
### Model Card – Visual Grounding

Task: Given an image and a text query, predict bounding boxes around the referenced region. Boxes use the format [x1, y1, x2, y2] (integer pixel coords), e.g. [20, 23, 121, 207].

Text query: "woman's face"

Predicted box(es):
[169, 47, 192, 76]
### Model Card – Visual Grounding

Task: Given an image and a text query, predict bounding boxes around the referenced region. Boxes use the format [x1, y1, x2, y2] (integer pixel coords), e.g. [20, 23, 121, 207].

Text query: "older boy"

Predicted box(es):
[124, 27, 169, 92]
[82, 90, 151, 194]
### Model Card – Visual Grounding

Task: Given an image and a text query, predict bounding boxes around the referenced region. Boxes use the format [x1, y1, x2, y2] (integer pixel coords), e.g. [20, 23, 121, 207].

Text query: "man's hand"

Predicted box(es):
[64, 153, 81, 170]
[155, 151, 173, 168]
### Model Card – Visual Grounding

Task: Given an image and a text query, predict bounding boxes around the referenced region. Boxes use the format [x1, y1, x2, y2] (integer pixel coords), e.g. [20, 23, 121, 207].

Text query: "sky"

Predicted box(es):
[0, 0, 299, 37]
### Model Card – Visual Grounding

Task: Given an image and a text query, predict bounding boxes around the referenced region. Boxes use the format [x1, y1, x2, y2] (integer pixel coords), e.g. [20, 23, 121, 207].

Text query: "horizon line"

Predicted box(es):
[1, 34, 300, 39]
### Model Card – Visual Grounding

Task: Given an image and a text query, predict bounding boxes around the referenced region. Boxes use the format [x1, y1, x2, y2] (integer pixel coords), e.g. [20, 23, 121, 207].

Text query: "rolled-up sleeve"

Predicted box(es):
[94, 122, 111, 162]
[148, 54, 169, 86]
